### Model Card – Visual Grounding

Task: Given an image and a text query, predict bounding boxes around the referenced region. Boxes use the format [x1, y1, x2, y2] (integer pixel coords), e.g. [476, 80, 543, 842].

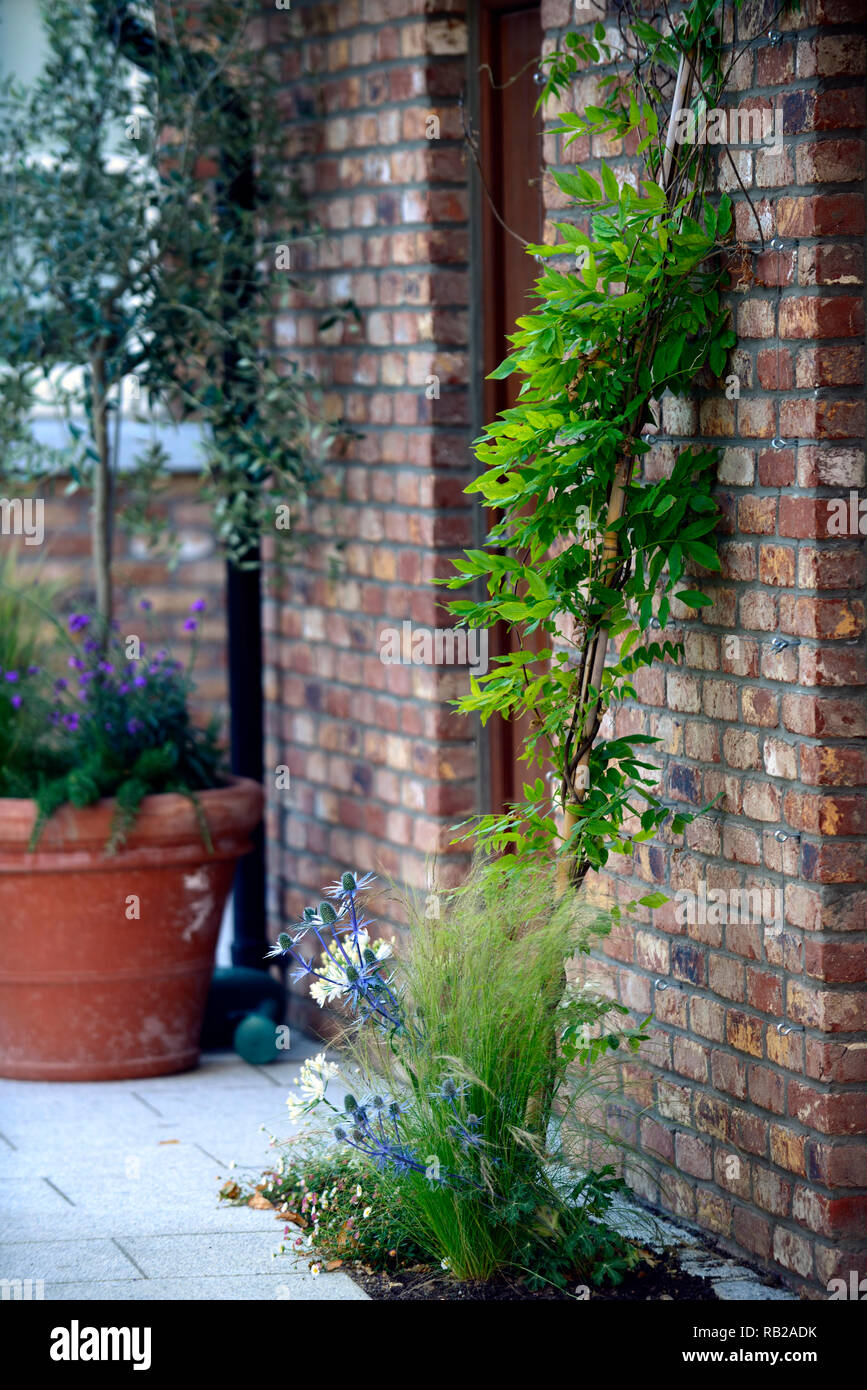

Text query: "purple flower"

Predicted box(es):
[184, 619, 197, 632]
[68, 614, 90, 632]
[83, 639, 100, 654]
[97, 661, 114, 674]
[139, 598, 152, 611]
[11, 694, 22, 709]
[68, 657, 84, 671]
[62, 712, 79, 731]
[126, 718, 142, 736]
[191, 599, 206, 612]
[119, 682, 129, 694]
[27, 665, 40, 675]
[4, 671, 18, 682]
[133, 676, 146, 688]
[54, 678, 68, 691]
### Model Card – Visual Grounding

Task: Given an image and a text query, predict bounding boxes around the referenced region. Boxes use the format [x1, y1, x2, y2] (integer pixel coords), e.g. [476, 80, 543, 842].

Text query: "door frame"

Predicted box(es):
[468, 0, 545, 818]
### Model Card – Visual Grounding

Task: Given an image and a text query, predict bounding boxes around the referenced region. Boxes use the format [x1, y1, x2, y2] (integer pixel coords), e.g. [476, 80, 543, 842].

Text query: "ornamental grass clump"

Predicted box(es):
[270, 863, 649, 1289]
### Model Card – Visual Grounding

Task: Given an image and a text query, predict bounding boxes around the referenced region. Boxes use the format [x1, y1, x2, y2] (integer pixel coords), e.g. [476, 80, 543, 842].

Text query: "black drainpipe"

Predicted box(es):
[227, 555, 268, 968]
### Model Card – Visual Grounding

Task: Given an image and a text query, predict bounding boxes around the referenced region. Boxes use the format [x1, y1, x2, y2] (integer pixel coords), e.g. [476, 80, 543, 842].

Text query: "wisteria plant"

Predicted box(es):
[264, 865, 649, 1288]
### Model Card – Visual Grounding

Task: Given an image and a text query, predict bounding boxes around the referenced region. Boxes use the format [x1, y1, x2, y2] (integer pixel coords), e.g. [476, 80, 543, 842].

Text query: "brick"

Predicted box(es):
[673, 1036, 710, 1082]
[793, 1188, 867, 1239]
[730, 1106, 768, 1155]
[723, 824, 763, 866]
[788, 1081, 867, 1134]
[742, 780, 782, 822]
[742, 686, 779, 727]
[758, 544, 796, 587]
[783, 694, 867, 739]
[727, 1010, 765, 1056]
[738, 495, 777, 534]
[711, 1050, 747, 1099]
[772, 1227, 814, 1278]
[710, 954, 746, 1002]
[691, 996, 726, 1043]
[754, 1165, 792, 1217]
[676, 1131, 713, 1179]
[733, 1205, 772, 1260]
[666, 673, 702, 713]
[763, 737, 798, 780]
[640, 1116, 675, 1162]
[771, 1124, 807, 1175]
[656, 1080, 693, 1125]
[807, 1139, 867, 1186]
[798, 546, 866, 591]
[800, 744, 867, 787]
[724, 728, 761, 770]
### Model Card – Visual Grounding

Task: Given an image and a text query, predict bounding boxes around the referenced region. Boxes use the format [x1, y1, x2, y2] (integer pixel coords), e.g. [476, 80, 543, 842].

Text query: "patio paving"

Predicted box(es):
[0, 1041, 367, 1301]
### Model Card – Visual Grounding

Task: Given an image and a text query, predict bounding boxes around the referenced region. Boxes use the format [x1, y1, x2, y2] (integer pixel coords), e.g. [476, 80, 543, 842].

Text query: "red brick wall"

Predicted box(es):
[541, 0, 866, 1293]
[261, 0, 478, 1010]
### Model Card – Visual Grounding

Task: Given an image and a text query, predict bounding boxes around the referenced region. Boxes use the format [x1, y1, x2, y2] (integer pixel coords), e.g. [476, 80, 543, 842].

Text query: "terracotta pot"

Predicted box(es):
[0, 777, 263, 1081]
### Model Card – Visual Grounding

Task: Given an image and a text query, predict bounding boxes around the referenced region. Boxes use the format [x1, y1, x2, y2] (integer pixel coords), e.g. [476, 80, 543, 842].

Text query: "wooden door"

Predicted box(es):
[478, 0, 545, 814]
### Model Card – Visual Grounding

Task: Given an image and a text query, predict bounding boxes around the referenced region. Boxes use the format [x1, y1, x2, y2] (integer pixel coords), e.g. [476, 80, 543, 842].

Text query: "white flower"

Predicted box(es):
[287, 1052, 341, 1117]
[301, 1052, 340, 1098]
[310, 1263, 321, 1277]
[440, 1258, 451, 1271]
[363, 1206, 372, 1219]
[308, 933, 393, 1008]
[356, 1185, 362, 1198]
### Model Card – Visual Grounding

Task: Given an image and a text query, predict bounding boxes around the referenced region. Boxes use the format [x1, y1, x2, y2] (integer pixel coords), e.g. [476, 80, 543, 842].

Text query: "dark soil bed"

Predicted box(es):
[347, 1246, 717, 1301]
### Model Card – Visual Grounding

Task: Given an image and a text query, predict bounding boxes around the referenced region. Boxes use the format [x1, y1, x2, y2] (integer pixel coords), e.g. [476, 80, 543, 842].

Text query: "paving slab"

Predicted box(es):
[0, 1046, 367, 1302]
[0, 1237, 143, 1283]
[42, 1274, 367, 1301]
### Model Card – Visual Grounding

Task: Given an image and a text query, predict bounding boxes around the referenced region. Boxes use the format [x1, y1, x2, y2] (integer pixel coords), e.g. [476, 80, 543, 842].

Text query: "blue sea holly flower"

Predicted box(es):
[325, 869, 376, 900]
[433, 1077, 468, 1104]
